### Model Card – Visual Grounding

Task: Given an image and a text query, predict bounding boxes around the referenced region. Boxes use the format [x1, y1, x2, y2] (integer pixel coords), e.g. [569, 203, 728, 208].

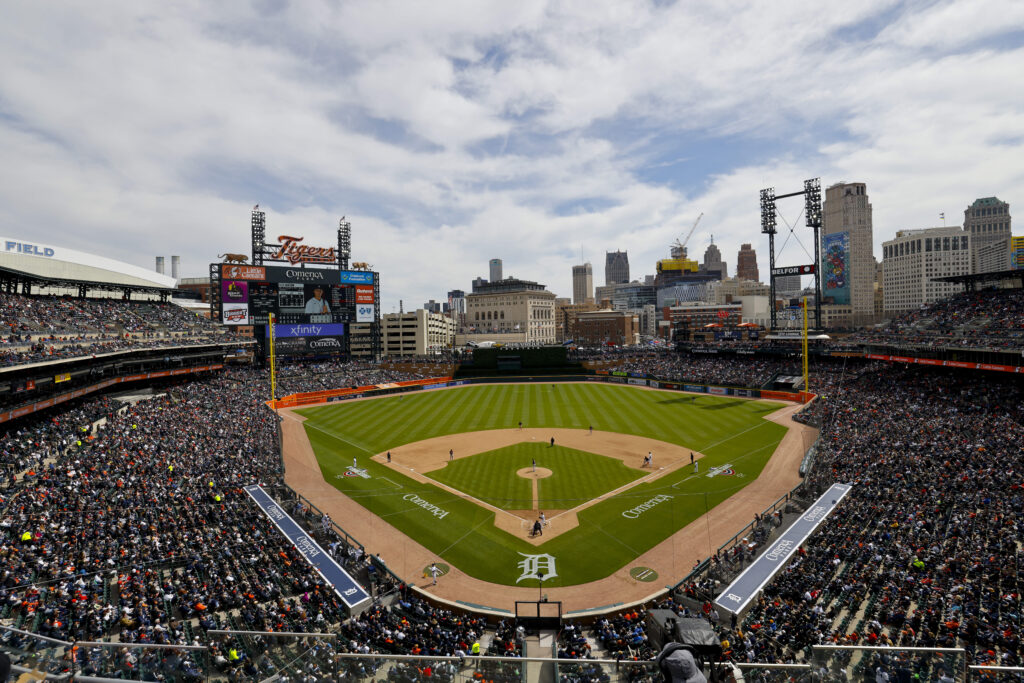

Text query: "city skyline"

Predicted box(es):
[1, 2, 1022, 314]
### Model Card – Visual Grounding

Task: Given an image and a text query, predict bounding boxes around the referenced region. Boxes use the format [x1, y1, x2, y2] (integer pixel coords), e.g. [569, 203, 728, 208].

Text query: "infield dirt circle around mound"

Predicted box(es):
[279, 384, 817, 613]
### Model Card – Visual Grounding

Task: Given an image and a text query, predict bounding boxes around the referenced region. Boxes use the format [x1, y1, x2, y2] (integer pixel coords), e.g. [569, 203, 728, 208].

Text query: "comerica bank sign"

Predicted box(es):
[6, 241, 55, 257]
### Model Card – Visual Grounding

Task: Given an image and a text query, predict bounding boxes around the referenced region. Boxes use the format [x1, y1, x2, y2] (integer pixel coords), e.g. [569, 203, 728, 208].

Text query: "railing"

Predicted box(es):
[3, 632, 1019, 683]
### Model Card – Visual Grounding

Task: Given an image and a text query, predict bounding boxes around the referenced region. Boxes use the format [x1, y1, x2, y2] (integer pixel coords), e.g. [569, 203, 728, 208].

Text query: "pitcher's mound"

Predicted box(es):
[516, 467, 552, 479]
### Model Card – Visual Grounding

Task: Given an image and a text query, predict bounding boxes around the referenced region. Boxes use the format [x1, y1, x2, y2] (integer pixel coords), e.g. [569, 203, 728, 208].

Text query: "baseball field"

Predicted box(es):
[297, 382, 787, 588]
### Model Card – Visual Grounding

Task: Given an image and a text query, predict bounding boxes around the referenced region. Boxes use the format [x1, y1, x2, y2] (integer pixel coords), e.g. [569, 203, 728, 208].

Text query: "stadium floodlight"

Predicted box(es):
[760, 188, 776, 235]
[804, 178, 822, 228]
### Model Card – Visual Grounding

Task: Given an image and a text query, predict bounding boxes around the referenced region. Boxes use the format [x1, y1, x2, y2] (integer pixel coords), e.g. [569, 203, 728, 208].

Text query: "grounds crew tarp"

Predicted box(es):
[715, 482, 852, 615]
[245, 485, 371, 612]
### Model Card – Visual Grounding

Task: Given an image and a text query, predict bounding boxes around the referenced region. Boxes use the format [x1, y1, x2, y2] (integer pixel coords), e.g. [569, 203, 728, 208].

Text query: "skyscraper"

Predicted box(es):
[736, 244, 759, 281]
[963, 197, 1012, 274]
[489, 259, 503, 282]
[572, 263, 594, 304]
[823, 182, 875, 322]
[605, 250, 629, 285]
[700, 240, 727, 278]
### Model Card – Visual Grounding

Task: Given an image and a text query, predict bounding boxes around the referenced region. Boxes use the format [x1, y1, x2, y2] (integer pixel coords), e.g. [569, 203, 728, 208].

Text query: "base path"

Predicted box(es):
[280, 389, 816, 614]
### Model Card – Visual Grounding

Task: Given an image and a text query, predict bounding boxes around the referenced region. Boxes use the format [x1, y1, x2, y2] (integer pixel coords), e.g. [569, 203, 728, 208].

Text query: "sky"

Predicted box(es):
[1, 0, 1022, 314]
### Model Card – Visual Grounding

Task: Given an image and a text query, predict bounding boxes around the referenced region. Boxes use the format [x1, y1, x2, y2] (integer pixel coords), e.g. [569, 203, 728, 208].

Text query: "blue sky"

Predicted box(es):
[1, 0, 1023, 314]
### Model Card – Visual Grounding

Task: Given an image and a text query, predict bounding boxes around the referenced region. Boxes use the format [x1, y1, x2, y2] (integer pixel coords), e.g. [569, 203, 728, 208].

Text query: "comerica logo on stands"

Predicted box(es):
[6, 241, 55, 257]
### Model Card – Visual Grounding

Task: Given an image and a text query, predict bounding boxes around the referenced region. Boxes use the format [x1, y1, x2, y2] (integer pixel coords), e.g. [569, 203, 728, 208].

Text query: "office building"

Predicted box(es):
[382, 309, 457, 356]
[882, 227, 969, 312]
[464, 278, 556, 344]
[736, 244, 759, 281]
[700, 240, 728, 278]
[823, 182, 876, 323]
[963, 197, 1011, 274]
[574, 309, 638, 347]
[489, 259, 503, 283]
[774, 274, 802, 295]
[605, 250, 630, 285]
[447, 289, 467, 329]
[572, 263, 594, 304]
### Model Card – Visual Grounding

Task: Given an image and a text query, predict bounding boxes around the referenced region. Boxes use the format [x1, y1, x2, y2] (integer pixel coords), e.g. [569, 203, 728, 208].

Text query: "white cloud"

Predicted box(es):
[0, 0, 1021, 316]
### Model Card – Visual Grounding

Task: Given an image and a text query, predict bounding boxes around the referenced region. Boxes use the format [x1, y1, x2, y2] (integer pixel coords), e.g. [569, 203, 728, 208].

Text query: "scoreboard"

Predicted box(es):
[214, 264, 376, 327]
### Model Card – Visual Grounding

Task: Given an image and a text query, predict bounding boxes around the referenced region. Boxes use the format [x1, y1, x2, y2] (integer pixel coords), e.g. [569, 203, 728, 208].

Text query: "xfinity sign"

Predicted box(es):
[267, 323, 346, 338]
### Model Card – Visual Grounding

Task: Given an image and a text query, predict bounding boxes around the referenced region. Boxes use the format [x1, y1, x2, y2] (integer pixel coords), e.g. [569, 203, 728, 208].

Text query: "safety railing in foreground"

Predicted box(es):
[811, 645, 968, 683]
[4, 633, 1022, 683]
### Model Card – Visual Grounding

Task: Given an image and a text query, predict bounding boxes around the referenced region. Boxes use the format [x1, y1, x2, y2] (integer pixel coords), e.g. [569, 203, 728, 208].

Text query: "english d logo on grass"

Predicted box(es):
[516, 553, 557, 583]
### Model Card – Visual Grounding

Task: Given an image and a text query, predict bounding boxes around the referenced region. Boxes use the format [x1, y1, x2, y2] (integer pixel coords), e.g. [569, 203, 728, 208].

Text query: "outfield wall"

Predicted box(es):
[269, 371, 813, 410]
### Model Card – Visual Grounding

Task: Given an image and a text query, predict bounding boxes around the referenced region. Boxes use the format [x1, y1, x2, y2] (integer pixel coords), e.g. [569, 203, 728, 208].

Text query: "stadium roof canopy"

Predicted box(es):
[0, 236, 177, 297]
[932, 269, 1024, 289]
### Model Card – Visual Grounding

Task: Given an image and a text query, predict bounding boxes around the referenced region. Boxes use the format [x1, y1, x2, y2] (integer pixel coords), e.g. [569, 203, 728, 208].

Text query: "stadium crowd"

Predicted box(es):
[0, 305, 1022, 680]
[0, 293, 237, 366]
[849, 288, 1024, 348]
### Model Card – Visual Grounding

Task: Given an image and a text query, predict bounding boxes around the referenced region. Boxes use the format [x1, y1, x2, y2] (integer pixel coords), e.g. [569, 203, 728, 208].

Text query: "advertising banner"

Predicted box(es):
[355, 285, 375, 304]
[627, 378, 647, 386]
[222, 303, 250, 325]
[356, 303, 375, 322]
[275, 336, 346, 355]
[684, 384, 706, 393]
[339, 271, 375, 284]
[822, 232, 851, 305]
[708, 386, 728, 395]
[222, 280, 249, 303]
[221, 264, 267, 281]
[267, 323, 346, 338]
[1012, 236, 1024, 270]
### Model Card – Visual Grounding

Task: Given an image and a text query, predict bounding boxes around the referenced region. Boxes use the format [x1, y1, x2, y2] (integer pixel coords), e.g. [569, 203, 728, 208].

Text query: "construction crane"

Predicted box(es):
[671, 212, 703, 259]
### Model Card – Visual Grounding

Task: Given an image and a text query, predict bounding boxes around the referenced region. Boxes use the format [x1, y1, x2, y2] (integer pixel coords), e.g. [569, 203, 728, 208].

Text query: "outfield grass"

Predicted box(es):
[427, 443, 645, 510]
[298, 383, 787, 588]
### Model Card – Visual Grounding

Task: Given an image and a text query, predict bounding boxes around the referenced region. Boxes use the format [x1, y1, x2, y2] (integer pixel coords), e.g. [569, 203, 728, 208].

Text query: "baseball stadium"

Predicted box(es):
[0, 234, 1021, 683]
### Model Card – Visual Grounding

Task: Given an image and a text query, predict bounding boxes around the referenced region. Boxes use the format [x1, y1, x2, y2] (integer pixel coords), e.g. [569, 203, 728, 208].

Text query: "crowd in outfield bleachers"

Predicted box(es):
[850, 288, 1024, 347]
[0, 287, 1022, 679]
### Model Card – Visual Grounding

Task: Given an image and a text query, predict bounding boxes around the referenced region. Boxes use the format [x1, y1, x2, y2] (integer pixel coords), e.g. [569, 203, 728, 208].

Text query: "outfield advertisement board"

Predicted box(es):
[866, 353, 1022, 374]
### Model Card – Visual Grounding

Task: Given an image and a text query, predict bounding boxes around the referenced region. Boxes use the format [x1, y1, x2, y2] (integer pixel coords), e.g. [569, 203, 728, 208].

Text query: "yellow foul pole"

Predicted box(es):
[268, 313, 277, 404]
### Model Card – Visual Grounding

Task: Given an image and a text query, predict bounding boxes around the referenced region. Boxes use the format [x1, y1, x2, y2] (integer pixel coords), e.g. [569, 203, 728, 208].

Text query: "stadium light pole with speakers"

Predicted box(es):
[759, 178, 823, 330]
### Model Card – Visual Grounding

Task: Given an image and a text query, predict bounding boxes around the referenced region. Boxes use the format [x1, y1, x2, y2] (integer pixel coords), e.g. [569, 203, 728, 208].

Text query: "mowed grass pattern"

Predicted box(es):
[298, 383, 787, 589]
[428, 443, 644, 510]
